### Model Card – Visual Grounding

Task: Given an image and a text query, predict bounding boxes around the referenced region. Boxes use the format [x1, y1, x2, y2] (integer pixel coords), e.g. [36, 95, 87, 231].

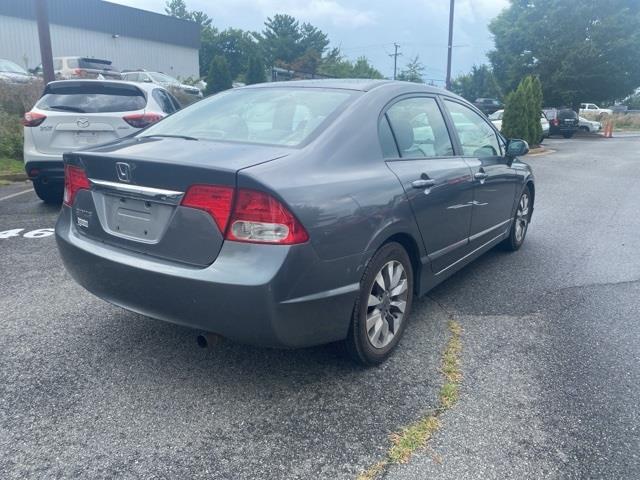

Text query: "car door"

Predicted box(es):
[443, 99, 517, 250]
[383, 96, 474, 273]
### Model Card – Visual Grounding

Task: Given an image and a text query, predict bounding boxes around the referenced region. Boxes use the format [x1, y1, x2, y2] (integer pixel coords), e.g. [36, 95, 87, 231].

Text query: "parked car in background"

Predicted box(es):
[33, 57, 121, 80]
[55, 79, 534, 365]
[579, 103, 612, 116]
[121, 71, 203, 98]
[474, 97, 503, 115]
[488, 109, 549, 143]
[0, 58, 36, 84]
[23, 80, 180, 203]
[543, 107, 579, 138]
[579, 116, 602, 133]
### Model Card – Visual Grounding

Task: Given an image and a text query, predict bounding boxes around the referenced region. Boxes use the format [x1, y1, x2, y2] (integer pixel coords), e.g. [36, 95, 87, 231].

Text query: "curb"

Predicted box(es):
[0, 173, 28, 182]
[527, 148, 555, 157]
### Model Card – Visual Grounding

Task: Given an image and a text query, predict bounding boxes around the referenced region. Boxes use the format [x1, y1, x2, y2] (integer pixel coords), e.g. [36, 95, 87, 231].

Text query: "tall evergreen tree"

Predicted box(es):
[245, 55, 265, 85]
[205, 56, 232, 96]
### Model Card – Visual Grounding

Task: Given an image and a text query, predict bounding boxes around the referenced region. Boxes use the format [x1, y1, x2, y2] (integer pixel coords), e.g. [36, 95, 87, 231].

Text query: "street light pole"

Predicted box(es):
[389, 43, 401, 80]
[35, 0, 55, 85]
[445, 0, 455, 90]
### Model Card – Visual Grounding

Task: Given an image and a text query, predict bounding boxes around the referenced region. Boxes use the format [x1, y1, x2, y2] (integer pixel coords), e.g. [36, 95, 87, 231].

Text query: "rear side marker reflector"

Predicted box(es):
[180, 185, 309, 245]
[63, 165, 90, 206]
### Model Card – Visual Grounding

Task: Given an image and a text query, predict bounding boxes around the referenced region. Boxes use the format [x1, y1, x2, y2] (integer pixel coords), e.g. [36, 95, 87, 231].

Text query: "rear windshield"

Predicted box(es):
[140, 87, 358, 147]
[37, 83, 146, 113]
[0, 59, 27, 74]
[68, 58, 116, 71]
[558, 109, 577, 120]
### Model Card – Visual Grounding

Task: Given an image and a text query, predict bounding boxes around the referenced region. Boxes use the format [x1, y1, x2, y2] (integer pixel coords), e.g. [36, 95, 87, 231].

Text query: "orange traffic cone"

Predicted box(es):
[604, 119, 614, 138]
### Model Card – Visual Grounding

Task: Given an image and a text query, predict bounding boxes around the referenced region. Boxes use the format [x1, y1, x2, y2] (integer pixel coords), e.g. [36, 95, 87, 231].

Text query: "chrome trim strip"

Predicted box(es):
[435, 232, 507, 276]
[89, 179, 184, 203]
[281, 283, 360, 304]
[468, 218, 512, 242]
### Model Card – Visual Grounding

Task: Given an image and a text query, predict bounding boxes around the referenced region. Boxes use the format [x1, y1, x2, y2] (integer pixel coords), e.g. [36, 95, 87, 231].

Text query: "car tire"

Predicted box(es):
[344, 242, 414, 365]
[562, 132, 574, 139]
[33, 183, 63, 204]
[501, 186, 532, 251]
[579, 126, 589, 132]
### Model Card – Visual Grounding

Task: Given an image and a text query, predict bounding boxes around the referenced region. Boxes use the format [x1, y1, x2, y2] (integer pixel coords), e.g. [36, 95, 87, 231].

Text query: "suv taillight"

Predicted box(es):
[63, 165, 90, 206]
[180, 186, 309, 245]
[22, 111, 46, 127]
[123, 112, 164, 129]
[552, 118, 559, 126]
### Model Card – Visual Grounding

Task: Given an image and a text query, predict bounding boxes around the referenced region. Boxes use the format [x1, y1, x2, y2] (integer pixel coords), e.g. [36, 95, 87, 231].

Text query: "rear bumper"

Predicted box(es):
[24, 160, 64, 186]
[55, 207, 360, 348]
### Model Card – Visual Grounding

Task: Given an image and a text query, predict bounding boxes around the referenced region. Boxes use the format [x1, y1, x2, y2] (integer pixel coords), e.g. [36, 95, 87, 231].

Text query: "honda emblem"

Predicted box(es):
[116, 162, 132, 183]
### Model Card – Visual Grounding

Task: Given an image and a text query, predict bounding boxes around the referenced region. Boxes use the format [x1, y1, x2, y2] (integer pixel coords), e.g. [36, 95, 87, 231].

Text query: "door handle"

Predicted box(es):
[474, 172, 488, 180]
[411, 178, 436, 189]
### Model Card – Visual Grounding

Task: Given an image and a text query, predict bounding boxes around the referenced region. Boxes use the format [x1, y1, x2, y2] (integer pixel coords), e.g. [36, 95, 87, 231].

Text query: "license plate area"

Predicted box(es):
[99, 193, 175, 243]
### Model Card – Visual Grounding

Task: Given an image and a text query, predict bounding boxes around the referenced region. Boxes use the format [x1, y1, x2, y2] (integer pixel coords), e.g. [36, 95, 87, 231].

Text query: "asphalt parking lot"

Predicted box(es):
[1, 134, 639, 479]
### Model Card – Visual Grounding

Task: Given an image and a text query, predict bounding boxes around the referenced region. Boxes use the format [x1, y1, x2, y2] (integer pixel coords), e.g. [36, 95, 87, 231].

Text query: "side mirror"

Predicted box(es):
[506, 139, 529, 158]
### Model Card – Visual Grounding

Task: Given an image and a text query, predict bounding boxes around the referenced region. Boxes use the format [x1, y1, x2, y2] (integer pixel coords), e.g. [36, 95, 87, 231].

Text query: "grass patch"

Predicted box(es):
[357, 319, 463, 479]
[0, 157, 24, 175]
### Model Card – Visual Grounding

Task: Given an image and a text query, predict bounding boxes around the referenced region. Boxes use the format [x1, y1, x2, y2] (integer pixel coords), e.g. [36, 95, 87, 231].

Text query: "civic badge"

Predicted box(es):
[116, 162, 132, 183]
[77, 118, 90, 128]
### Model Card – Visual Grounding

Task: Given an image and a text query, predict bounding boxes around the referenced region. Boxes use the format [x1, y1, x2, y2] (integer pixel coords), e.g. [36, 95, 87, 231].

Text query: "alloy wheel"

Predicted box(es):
[366, 260, 409, 349]
[515, 192, 530, 243]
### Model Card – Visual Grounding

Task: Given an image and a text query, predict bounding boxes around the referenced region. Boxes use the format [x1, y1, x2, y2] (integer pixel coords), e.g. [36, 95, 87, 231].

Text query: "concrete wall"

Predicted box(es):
[0, 15, 200, 79]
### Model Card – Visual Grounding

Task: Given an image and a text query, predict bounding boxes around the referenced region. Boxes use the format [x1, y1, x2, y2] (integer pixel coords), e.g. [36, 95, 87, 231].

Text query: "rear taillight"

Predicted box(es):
[552, 118, 559, 126]
[180, 185, 309, 245]
[73, 68, 87, 77]
[226, 189, 309, 245]
[63, 165, 90, 206]
[22, 111, 46, 127]
[123, 113, 164, 129]
[181, 185, 235, 232]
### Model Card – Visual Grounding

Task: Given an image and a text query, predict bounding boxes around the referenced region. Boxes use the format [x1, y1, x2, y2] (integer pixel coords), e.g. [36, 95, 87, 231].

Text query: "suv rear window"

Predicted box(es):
[37, 83, 146, 113]
[67, 58, 116, 71]
[558, 109, 577, 120]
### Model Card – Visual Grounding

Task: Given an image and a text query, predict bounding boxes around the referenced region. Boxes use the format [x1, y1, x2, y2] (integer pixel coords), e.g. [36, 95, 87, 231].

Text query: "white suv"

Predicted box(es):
[23, 80, 181, 203]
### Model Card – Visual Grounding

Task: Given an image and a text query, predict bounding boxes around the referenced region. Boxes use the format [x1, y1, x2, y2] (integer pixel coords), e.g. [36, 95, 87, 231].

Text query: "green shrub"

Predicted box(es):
[245, 55, 265, 85]
[502, 75, 543, 146]
[0, 80, 43, 115]
[0, 112, 23, 160]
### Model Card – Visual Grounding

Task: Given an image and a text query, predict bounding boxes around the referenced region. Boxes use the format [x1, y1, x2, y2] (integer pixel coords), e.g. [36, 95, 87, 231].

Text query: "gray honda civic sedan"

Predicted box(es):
[55, 79, 534, 364]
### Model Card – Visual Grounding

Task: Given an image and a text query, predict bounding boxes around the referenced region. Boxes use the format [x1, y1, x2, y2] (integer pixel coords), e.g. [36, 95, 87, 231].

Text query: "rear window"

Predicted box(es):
[37, 83, 146, 113]
[140, 87, 358, 147]
[558, 109, 577, 120]
[74, 58, 116, 71]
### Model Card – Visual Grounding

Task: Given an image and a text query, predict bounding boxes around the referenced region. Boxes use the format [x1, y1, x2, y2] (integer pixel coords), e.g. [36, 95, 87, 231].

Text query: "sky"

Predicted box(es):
[109, 0, 509, 84]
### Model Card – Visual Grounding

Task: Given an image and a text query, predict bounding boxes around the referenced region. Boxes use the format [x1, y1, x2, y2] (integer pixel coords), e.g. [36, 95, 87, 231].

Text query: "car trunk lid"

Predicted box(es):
[67, 137, 290, 266]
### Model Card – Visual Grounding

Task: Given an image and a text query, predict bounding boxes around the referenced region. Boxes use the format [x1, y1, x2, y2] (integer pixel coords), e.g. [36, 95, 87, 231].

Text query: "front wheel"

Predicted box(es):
[501, 186, 532, 251]
[344, 242, 413, 365]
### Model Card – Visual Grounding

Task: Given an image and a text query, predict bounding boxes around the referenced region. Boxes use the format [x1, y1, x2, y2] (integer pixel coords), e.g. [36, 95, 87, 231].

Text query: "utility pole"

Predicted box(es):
[445, 0, 455, 90]
[389, 43, 402, 80]
[35, 0, 55, 85]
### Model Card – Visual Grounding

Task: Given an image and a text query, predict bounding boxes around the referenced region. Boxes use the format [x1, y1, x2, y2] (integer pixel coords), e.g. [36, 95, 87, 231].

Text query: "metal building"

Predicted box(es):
[0, 0, 200, 79]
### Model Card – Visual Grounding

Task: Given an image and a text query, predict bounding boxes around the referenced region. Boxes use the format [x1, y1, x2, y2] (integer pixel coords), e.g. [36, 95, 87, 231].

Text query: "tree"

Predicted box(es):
[351, 56, 384, 79]
[451, 65, 502, 102]
[205, 56, 232, 96]
[397, 56, 425, 83]
[260, 14, 303, 66]
[165, 0, 190, 19]
[200, 28, 259, 80]
[245, 55, 265, 85]
[502, 76, 542, 146]
[489, 0, 640, 107]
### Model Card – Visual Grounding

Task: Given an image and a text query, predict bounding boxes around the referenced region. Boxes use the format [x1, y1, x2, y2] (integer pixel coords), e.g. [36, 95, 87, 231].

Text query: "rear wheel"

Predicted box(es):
[33, 182, 63, 204]
[344, 242, 413, 365]
[501, 186, 531, 251]
[563, 132, 574, 139]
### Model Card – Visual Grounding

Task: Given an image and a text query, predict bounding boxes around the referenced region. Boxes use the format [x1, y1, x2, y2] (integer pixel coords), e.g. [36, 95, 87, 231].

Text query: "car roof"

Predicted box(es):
[241, 78, 452, 94]
[46, 79, 166, 94]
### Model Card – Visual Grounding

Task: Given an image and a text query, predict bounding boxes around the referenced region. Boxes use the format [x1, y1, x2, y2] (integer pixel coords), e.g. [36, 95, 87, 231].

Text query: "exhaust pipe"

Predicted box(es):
[197, 332, 223, 348]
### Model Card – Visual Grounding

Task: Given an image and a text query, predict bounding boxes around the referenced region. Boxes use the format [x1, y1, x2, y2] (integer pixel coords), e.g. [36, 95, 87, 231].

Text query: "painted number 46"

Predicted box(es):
[0, 228, 55, 239]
